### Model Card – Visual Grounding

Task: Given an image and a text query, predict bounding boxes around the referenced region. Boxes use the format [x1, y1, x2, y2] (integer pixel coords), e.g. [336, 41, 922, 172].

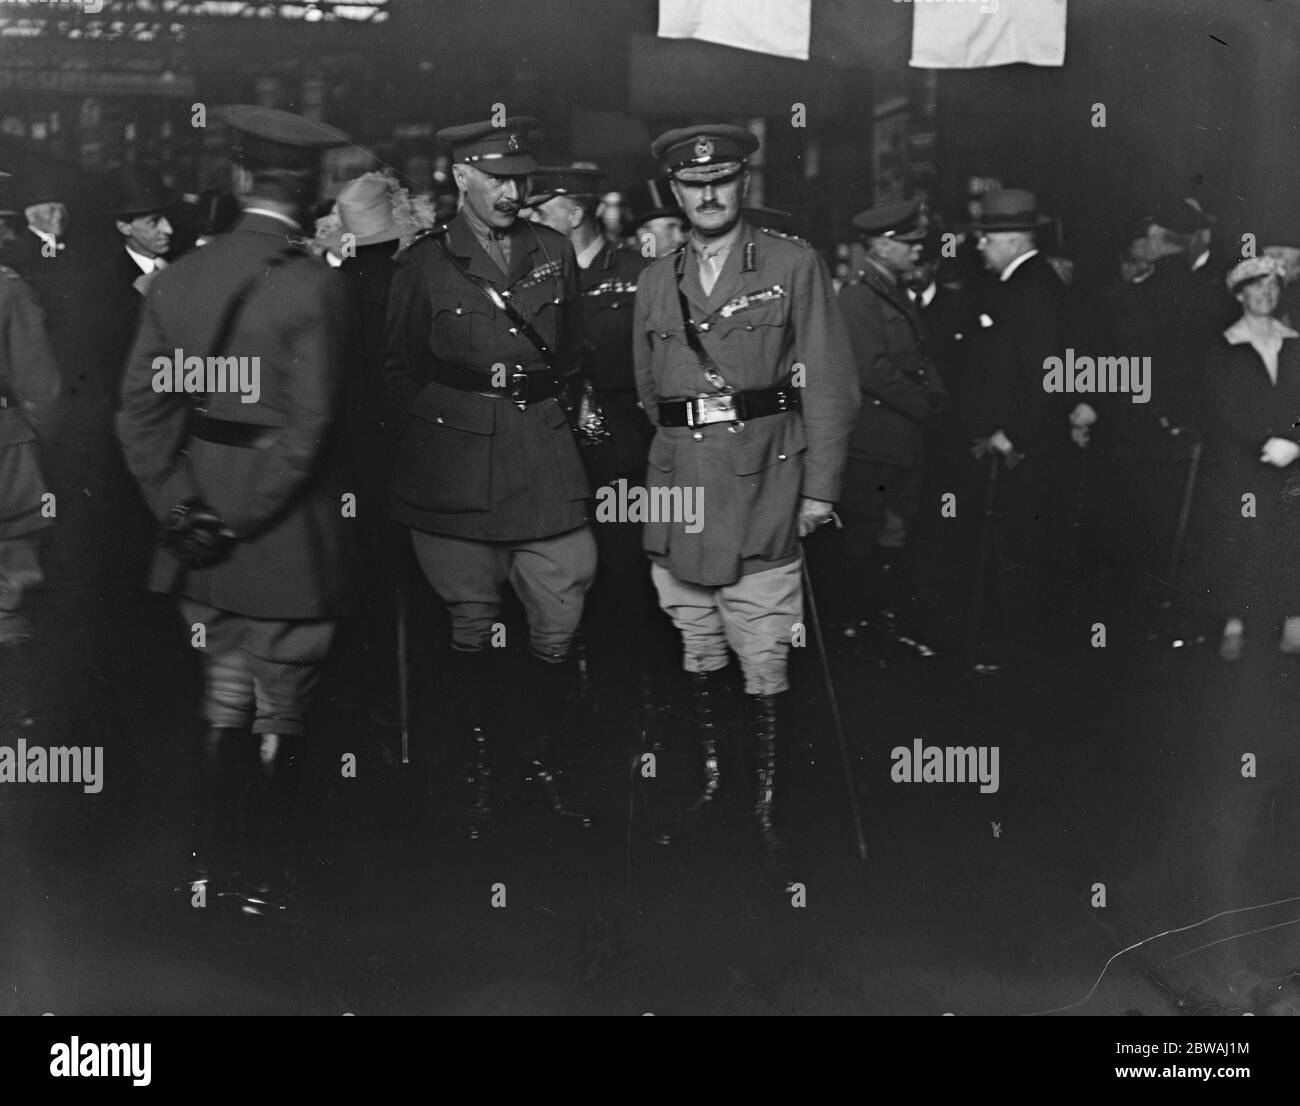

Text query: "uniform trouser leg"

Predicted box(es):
[411, 528, 597, 824]
[652, 561, 800, 859]
[179, 602, 337, 907]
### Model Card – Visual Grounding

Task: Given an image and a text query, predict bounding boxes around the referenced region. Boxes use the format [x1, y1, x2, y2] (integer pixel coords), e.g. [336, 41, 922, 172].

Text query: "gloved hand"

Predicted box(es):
[161, 498, 237, 569]
[1261, 437, 1300, 468]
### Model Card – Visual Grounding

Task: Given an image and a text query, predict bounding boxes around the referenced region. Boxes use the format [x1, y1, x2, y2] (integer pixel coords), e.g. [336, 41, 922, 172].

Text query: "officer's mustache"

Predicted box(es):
[697, 201, 726, 212]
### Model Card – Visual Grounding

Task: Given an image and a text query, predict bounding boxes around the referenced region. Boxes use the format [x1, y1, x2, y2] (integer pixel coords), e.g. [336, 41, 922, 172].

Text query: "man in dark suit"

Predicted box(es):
[117, 106, 355, 917]
[384, 117, 595, 833]
[834, 199, 947, 661]
[966, 190, 1072, 670]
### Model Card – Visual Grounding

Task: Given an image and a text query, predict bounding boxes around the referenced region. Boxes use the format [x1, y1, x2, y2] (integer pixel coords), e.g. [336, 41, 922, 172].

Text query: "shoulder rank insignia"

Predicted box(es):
[718, 284, 786, 318]
[758, 226, 810, 248]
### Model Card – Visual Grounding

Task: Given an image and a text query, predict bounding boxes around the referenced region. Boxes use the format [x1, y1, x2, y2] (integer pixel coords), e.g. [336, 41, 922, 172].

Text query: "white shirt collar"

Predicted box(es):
[575, 236, 604, 271]
[914, 280, 937, 308]
[124, 243, 162, 275]
[243, 206, 303, 233]
[1191, 250, 1210, 273]
[1131, 268, 1154, 285]
[999, 248, 1038, 283]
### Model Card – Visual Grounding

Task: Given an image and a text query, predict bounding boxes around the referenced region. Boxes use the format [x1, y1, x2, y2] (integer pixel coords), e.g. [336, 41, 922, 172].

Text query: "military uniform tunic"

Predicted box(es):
[384, 214, 590, 541]
[633, 219, 859, 589]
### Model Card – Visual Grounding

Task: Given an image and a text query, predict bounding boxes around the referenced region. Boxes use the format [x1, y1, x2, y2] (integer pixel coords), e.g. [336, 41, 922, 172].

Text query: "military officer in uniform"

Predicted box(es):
[384, 118, 595, 833]
[523, 165, 662, 675]
[633, 124, 859, 868]
[834, 199, 947, 661]
[117, 106, 355, 916]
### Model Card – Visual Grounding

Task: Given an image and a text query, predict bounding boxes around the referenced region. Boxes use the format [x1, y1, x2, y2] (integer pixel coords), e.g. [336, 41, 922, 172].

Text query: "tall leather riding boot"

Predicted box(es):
[653, 667, 725, 846]
[749, 693, 790, 877]
[449, 648, 498, 839]
[240, 732, 304, 918]
[190, 725, 250, 895]
[524, 653, 592, 829]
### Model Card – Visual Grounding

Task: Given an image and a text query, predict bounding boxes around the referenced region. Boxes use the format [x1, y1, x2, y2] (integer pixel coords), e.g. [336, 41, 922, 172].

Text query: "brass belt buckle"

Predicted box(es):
[695, 393, 737, 425]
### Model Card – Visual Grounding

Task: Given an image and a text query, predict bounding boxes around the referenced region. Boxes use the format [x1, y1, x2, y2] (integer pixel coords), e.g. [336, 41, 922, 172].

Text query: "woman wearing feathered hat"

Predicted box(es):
[1187, 255, 1300, 659]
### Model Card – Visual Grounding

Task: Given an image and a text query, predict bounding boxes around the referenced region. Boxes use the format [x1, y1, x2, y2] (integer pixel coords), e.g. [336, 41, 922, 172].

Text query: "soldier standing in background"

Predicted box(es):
[834, 200, 947, 662]
[634, 124, 858, 870]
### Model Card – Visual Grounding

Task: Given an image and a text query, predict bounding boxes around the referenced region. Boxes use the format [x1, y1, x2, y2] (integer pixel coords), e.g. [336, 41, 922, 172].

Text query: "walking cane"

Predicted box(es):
[1168, 434, 1204, 585]
[799, 550, 869, 864]
[396, 579, 410, 765]
[966, 452, 1000, 670]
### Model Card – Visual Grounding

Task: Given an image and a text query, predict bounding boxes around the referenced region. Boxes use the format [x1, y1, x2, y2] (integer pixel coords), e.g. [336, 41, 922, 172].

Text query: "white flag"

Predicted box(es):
[658, 0, 812, 62]
[910, 0, 1068, 69]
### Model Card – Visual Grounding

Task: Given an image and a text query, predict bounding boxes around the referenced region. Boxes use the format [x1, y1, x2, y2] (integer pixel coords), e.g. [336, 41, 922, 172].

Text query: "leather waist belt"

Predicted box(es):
[192, 416, 278, 449]
[658, 383, 800, 428]
[432, 364, 565, 408]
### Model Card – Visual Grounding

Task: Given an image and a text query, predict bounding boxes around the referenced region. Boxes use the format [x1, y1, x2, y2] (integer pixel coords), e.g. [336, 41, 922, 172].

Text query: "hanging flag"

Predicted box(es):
[909, 0, 1068, 69]
[658, 0, 813, 62]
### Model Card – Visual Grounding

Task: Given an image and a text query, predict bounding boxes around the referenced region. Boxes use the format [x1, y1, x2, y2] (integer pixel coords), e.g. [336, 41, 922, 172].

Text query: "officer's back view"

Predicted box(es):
[116, 106, 355, 918]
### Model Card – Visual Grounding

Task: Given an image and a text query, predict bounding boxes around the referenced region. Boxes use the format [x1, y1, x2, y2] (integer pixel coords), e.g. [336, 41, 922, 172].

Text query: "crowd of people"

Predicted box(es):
[2, 103, 1298, 917]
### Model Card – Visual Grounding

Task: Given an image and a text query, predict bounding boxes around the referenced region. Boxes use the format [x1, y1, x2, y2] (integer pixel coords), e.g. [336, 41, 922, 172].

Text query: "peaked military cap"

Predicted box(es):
[221, 105, 351, 172]
[651, 124, 758, 183]
[436, 116, 539, 176]
[524, 164, 604, 207]
[852, 198, 926, 242]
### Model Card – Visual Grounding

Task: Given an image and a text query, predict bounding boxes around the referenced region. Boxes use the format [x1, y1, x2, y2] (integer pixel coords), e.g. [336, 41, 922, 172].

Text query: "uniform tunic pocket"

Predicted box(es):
[391, 383, 496, 513]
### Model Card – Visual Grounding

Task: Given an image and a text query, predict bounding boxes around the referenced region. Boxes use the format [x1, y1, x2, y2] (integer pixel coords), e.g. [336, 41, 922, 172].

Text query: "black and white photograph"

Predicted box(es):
[0, 0, 1297, 1070]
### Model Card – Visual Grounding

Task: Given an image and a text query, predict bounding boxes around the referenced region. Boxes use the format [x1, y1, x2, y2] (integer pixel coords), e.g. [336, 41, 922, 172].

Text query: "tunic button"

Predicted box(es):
[746, 325, 754, 331]
[778, 453, 787, 461]
[435, 417, 445, 424]
[455, 307, 463, 316]
[692, 432, 703, 441]
[698, 322, 711, 332]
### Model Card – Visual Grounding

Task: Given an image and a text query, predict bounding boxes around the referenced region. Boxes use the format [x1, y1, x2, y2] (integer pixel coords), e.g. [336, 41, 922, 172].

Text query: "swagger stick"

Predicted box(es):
[800, 552, 868, 863]
[396, 579, 410, 765]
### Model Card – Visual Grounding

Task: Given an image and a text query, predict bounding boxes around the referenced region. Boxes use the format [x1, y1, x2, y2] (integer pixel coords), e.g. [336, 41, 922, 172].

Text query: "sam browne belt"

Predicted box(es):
[431, 363, 566, 408]
[657, 381, 800, 428]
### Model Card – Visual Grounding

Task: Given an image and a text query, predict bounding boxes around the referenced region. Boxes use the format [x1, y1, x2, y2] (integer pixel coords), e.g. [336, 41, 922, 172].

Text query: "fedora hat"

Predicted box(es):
[314, 172, 437, 254]
[974, 188, 1051, 232]
[103, 163, 171, 219]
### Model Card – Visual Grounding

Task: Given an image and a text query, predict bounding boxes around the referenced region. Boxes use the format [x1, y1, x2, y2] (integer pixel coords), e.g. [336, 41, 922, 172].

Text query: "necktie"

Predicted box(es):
[485, 232, 510, 275]
[700, 251, 721, 296]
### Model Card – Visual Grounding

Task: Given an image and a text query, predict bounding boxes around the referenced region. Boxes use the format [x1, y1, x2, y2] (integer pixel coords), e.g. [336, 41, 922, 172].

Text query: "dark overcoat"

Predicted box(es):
[116, 212, 355, 620]
[0, 266, 61, 540]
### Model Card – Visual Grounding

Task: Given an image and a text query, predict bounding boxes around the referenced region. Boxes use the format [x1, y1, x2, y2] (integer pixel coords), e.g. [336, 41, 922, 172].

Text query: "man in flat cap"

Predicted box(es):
[634, 123, 858, 870]
[523, 164, 664, 694]
[385, 117, 594, 833]
[117, 105, 356, 917]
[833, 199, 948, 663]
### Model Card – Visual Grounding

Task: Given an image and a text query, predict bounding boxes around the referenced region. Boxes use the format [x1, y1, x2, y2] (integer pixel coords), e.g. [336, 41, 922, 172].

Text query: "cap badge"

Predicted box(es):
[507, 133, 520, 152]
[693, 136, 714, 160]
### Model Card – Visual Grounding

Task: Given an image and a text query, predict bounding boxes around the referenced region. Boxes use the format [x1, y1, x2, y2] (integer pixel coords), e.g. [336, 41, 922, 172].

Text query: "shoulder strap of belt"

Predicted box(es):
[188, 243, 302, 427]
[436, 235, 556, 372]
[673, 249, 729, 391]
